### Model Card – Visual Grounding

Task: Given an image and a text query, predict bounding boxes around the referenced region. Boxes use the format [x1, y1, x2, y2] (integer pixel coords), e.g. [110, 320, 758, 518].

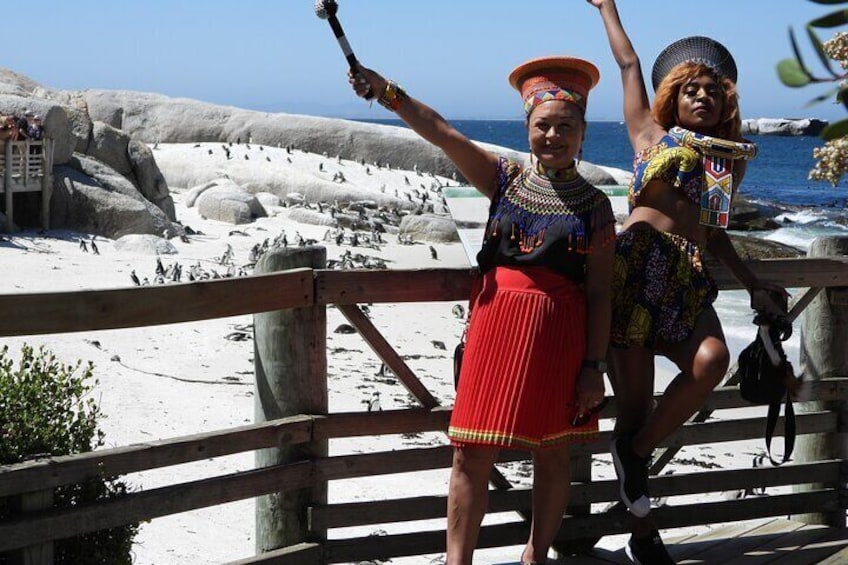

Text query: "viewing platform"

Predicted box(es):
[0, 138, 54, 232]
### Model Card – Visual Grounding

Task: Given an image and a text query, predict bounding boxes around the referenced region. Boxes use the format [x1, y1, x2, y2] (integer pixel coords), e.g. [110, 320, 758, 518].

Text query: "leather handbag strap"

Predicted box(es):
[764, 392, 795, 466]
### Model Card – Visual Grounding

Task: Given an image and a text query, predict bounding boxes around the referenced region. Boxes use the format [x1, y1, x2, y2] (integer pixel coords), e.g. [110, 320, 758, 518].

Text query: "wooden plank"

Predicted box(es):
[0, 269, 314, 336]
[316, 261, 848, 304]
[721, 523, 836, 565]
[17, 489, 54, 565]
[316, 268, 474, 305]
[313, 407, 451, 439]
[708, 258, 848, 290]
[735, 524, 848, 565]
[0, 473, 836, 558]
[0, 408, 835, 499]
[0, 409, 451, 498]
[337, 303, 440, 408]
[224, 542, 323, 565]
[0, 415, 315, 497]
[789, 287, 824, 321]
[0, 461, 317, 552]
[672, 519, 805, 563]
[321, 492, 839, 564]
[309, 462, 840, 530]
[814, 537, 848, 565]
[655, 411, 835, 452]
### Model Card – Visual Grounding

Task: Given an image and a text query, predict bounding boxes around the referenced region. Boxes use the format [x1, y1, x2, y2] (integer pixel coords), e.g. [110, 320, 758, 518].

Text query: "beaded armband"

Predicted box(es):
[377, 80, 407, 112]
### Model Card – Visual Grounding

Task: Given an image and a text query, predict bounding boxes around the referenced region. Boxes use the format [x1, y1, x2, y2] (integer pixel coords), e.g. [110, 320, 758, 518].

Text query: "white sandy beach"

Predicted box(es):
[0, 142, 793, 564]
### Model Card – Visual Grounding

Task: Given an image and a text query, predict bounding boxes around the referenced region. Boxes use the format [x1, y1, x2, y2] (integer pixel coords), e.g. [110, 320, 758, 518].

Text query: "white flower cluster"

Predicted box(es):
[823, 31, 848, 71]
[810, 137, 848, 186]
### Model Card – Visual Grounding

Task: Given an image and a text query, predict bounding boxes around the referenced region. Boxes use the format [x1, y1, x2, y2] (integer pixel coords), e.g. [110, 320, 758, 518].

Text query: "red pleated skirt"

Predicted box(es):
[448, 266, 597, 450]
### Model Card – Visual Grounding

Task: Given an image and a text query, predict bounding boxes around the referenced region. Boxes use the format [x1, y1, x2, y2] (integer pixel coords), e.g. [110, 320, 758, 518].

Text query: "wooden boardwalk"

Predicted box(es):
[518, 519, 848, 564]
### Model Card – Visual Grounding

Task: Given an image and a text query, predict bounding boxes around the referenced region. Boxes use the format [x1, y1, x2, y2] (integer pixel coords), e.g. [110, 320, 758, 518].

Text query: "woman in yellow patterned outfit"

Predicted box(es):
[590, 0, 788, 563]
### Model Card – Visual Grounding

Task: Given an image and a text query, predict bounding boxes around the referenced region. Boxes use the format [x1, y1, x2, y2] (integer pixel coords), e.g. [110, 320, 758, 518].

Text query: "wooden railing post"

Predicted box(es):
[9, 489, 54, 564]
[253, 246, 327, 555]
[40, 140, 51, 231]
[796, 236, 848, 527]
[4, 140, 12, 233]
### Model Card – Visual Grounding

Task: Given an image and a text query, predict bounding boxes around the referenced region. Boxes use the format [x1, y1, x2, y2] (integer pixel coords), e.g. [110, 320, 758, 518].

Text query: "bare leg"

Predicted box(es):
[520, 445, 571, 563]
[446, 446, 500, 565]
[610, 307, 728, 541]
[632, 307, 729, 457]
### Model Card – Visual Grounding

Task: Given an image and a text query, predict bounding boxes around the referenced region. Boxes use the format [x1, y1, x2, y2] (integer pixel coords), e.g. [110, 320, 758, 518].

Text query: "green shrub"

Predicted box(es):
[0, 344, 138, 564]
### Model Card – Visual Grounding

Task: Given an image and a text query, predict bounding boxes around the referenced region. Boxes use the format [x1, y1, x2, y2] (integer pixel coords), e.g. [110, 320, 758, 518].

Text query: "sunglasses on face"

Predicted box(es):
[572, 397, 609, 427]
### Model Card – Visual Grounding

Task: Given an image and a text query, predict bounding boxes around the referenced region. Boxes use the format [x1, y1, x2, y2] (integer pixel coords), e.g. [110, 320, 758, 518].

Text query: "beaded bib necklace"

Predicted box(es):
[491, 158, 600, 253]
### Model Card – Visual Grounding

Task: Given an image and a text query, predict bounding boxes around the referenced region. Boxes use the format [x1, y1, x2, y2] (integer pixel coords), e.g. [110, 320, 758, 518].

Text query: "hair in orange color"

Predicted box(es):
[651, 62, 741, 141]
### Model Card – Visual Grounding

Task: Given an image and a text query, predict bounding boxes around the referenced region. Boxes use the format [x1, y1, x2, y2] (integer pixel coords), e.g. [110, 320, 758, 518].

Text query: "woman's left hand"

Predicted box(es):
[574, 367, 606, 416]
[750, 282, 790, 321]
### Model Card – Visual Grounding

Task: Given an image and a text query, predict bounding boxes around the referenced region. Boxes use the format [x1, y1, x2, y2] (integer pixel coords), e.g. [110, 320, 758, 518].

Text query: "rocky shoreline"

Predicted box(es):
[741, 117, 827, 136]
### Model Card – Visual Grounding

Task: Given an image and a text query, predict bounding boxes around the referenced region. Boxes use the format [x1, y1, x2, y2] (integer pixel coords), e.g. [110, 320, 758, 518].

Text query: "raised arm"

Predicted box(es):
[349, 66, 500, 199]
[588, 0, 661, 150]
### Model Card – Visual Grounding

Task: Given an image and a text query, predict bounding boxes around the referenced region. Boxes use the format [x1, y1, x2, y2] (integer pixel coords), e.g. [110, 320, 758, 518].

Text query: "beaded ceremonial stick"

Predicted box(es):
[314, 0, 373, 100]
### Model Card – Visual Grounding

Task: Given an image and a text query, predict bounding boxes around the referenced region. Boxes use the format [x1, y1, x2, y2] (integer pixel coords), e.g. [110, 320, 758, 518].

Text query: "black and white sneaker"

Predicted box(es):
[625, 529, 675, 564]
[610, 435, 652, 518]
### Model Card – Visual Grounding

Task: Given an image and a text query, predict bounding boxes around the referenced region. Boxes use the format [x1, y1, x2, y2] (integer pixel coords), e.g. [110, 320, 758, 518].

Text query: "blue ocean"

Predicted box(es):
[362, 119, 848, 252]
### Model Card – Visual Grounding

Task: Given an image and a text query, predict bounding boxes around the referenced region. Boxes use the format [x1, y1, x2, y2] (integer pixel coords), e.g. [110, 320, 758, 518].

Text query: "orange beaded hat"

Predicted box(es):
[509, 56, 600, 116]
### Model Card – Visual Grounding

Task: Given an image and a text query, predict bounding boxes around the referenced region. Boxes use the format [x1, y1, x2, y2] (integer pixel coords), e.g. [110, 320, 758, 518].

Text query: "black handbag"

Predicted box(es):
[734, 322, 797, 465]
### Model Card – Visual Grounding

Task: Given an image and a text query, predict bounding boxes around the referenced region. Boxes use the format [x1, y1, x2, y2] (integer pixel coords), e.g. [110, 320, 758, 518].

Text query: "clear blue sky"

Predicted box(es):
[6, 1, 845, 122]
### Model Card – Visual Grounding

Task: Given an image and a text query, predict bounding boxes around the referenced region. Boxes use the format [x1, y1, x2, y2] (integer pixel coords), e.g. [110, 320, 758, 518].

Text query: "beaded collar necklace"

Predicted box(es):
[532, 157, 579, 183]
[668, 126, 758, 229]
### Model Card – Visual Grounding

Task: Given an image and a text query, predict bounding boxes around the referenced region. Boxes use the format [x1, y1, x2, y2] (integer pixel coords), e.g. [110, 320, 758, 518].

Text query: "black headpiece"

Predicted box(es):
[651, 36, 737, 91]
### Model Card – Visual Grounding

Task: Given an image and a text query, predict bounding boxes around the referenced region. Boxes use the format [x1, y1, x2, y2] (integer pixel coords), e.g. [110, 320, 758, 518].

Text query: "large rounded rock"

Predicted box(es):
[113, 234, 178, 255]
[82, 90, 629, 184]
[399, 213, 459, 243]
[51, 164, 172, 239]
[196, 188, 266, 225]
[285, 207, 337, 227]
[185, 177, 241, 207]
[87, 121, 132, 175]
[128, 139, 175, 220]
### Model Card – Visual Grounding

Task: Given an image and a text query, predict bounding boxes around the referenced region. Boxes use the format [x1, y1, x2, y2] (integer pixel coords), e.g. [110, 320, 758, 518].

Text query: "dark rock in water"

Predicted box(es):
[727, 234, 803, 260]
[729, 194, 787, 231]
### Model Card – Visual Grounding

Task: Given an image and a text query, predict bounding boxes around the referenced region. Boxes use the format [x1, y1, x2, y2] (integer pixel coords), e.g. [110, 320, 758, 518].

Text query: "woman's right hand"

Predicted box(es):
[348, 65, 386, 101]
[586, 0, 608, 9]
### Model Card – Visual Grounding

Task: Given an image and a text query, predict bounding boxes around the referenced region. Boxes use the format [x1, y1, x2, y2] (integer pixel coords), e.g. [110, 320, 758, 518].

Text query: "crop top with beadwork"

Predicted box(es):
[476, 157, 615, 283]
[628, 134, 703, 211]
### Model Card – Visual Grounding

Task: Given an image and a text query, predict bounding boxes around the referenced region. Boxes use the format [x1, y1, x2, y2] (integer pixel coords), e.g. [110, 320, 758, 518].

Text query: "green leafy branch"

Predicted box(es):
[777, 0, 848, 140]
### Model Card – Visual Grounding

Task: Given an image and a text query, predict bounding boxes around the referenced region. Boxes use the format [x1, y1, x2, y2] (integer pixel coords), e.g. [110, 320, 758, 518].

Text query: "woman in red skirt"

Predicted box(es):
[350, 56, 614, 565]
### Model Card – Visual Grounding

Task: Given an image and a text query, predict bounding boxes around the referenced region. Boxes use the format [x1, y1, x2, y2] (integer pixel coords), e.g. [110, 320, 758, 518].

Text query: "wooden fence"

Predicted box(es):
[0, 253, 847, 564]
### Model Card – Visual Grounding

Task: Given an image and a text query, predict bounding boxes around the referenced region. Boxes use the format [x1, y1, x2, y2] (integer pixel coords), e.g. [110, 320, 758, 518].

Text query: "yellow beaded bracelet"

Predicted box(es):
[377, 80, 407, 112]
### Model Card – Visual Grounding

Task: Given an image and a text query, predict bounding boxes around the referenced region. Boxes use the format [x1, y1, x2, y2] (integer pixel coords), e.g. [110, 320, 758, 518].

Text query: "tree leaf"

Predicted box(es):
[808, 0, 848, 4]
[789, 27, 809, 72]
[806, 25, 839, 77]
[821, 119, 848, 140]
[809, 9, 848, 27]
[804, 86, 841, 107]
[777, 58, 812, 86]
